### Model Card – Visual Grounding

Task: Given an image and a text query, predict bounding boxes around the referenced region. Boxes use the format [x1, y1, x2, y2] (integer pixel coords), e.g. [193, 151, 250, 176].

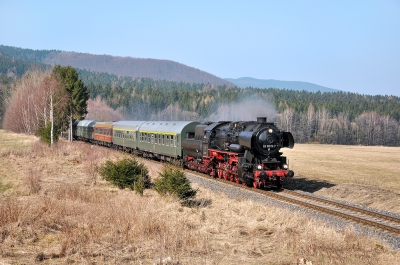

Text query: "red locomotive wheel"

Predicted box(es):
[253, 182, 258, 189]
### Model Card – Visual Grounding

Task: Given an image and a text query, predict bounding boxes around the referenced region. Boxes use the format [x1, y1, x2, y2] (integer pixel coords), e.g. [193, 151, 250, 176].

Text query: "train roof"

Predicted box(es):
[94, 121, 113, 128]
[113, 121, 147, 131]
[139, 121, 200, 135]
[77, 120, 98, 128]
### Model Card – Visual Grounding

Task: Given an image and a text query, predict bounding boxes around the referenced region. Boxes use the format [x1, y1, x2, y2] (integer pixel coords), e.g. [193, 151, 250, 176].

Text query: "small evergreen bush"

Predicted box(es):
[134, 171, 146, 196]
[99, 157, 150, 190]
[154, 165, 197, 201]
[35, 122, 59, 146]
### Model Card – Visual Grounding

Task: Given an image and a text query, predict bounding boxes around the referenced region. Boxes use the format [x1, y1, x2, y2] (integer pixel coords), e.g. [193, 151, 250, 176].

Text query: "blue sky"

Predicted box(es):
[1, 0, 399, 96]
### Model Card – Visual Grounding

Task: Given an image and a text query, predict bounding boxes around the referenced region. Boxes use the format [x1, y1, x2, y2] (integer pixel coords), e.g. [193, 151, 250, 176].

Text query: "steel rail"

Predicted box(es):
[186, 170, 400, 235]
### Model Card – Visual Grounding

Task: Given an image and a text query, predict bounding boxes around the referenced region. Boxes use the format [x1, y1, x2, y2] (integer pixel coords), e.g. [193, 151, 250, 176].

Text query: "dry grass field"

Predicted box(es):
[1, 129, 400, 264]
[282, 144, 400, 214]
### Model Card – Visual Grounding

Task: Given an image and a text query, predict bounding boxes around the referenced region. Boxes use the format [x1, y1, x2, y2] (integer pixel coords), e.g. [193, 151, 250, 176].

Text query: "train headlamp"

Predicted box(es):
[283, 164, 288, 169]
[268, 129, 273, 133]
[257, 165, 262, 170]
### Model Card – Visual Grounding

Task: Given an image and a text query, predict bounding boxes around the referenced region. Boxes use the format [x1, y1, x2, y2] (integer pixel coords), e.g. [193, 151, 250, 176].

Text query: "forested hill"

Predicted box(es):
[0, 45, 232, 85]
[226, 77, 340, 93]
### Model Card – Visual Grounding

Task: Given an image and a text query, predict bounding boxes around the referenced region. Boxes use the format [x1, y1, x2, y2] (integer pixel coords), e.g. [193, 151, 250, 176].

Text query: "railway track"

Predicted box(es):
[185, 169, 400, 236]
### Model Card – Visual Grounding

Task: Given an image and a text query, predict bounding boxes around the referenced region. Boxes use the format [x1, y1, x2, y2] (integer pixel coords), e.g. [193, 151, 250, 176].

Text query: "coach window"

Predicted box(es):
[166, 135, 170, 146]
[151, 134, 154, 144]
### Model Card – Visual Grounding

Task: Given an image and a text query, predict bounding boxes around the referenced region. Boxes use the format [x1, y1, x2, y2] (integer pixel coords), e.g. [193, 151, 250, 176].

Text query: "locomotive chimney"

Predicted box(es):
[257, 117, 267, 123]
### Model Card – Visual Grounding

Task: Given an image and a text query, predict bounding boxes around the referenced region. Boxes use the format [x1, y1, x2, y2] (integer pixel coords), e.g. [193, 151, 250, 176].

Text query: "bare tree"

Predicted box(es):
[86, 96, 124, 121]
[3, 69, 50, 133]
[280, 107, 295, 132]
[306, 103, 315, 142]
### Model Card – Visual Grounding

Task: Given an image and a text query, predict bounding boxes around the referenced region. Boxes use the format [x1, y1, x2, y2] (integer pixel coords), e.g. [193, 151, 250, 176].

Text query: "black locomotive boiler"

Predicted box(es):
[182, 117, 294, 189]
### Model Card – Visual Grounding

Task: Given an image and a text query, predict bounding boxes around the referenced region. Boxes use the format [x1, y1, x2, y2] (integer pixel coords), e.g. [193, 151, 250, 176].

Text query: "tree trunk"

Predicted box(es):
[69, 116, 73, 142]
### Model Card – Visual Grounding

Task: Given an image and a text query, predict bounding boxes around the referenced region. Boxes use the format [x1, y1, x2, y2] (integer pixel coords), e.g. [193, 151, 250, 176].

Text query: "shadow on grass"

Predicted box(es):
[284, 177, 336, 193]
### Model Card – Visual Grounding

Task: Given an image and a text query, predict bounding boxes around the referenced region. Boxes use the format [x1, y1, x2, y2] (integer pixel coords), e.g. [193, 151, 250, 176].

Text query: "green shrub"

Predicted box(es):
[99, 157, 150, 190]
[154, 165, 197, 201]
[35, 122, 59, 146]
[134, 171, 146, 196]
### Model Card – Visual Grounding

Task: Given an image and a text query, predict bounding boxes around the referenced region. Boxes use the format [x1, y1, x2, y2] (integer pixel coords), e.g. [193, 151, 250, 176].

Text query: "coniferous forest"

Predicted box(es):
[1, 48, 400, 146]
[84, 75, 400, 146]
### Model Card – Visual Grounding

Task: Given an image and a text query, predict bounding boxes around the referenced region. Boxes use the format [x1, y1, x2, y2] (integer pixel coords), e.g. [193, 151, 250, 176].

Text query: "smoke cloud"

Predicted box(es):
[205, 98, 278, 122]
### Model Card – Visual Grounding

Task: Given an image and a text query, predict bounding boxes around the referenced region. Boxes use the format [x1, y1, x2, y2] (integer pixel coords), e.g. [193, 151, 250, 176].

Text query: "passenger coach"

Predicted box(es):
[113, 121, 146, 151]
[73, 120, 98, 141]
[137, 121, 199, 161]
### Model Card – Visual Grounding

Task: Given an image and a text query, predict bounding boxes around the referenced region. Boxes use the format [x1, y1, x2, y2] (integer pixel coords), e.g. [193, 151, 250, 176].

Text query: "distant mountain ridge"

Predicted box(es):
[0, 45, 233, 86]
[1, 45, 339, 93]
[226, 77, 340, 93]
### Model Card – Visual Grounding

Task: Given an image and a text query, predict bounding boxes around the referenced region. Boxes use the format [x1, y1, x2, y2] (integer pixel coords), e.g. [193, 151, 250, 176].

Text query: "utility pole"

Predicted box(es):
[50, 94, 54, 146]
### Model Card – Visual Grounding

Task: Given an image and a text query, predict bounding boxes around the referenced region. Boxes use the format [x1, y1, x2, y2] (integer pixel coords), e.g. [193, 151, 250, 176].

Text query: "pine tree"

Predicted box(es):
[52, 65, 89, 141]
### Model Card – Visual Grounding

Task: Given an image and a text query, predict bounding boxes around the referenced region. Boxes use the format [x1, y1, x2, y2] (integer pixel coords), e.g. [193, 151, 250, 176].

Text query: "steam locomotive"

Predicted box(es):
[73, 117, 294, 189]
[182, 117, 294, 189]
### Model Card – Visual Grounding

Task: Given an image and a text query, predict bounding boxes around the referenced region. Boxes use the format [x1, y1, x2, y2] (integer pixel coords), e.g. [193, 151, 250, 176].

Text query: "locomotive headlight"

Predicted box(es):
[283, 164, 288, 169]
[257, 165, 262, 170]
[268, 129, 273, 133]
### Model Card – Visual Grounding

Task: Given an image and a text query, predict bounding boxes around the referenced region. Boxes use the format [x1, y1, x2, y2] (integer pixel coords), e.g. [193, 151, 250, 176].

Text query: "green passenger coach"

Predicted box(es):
[138, 121, 199, 161]
[113, 121, 146, 150]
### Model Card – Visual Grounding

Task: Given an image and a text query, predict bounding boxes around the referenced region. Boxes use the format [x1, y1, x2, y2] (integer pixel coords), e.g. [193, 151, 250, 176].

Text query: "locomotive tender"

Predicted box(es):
[73, 117, 294, 189]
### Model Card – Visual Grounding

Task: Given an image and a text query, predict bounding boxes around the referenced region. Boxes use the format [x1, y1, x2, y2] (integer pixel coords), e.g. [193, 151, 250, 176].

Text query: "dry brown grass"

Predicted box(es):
[282, 144, 400, 213]
[283, 144, 400, 191]
[0, 130, 400, 264]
